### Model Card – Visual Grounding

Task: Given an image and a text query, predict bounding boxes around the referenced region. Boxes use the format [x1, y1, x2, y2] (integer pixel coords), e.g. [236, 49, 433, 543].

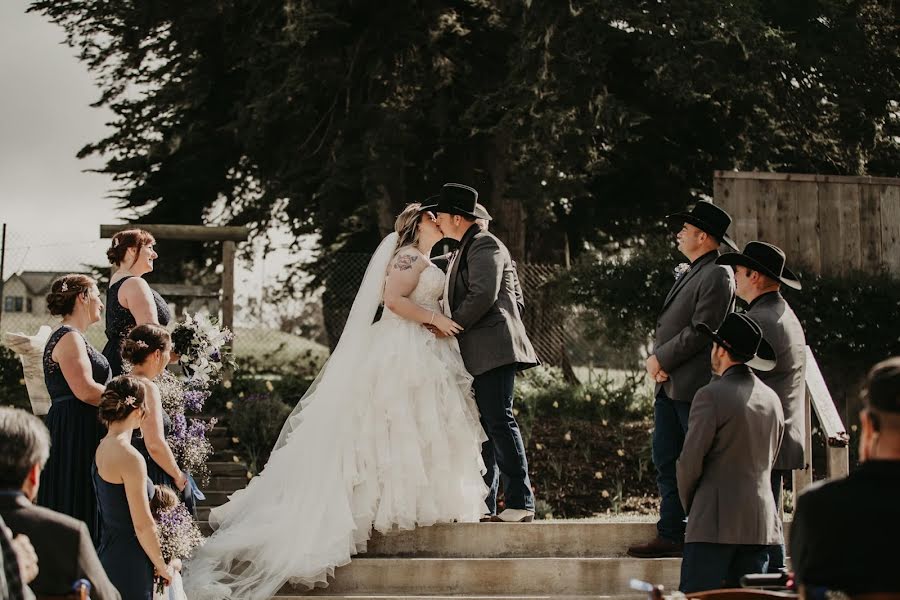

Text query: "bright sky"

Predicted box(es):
[0, 1, 307, 324]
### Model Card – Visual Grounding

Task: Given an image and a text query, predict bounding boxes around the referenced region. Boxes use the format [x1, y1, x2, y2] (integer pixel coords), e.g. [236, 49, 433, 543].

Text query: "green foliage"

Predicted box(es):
[28, 0, 900, 286]
[0, 346, 30, 411]
[515, 366, 653, 443]
[562, 240, 900, 402]
[789, 272, 900, 400]
[562, 235, 678, 367]
[228, 394, 292, 474]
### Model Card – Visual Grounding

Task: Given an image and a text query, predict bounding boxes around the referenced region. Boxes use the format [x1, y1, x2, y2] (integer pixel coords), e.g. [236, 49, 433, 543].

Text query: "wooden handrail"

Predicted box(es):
[793, 346, 850, 496]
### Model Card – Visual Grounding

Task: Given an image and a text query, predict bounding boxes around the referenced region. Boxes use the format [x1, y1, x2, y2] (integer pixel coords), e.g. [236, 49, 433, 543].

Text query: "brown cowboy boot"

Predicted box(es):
[626, 536, 684, 558]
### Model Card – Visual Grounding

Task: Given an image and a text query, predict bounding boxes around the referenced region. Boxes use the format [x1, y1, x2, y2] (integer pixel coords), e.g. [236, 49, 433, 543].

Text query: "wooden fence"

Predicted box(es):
[713, 171, 900, 278]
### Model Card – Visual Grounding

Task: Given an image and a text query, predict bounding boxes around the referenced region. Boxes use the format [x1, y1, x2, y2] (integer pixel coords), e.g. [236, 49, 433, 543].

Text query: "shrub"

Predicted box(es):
[228, 393, 292, 474]
[515, 366, 653, 442]
[0, 346, 30, 410]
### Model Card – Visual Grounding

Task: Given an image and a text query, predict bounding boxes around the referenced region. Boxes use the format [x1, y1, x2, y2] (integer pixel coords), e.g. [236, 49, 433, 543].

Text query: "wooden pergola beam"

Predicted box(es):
[99, 224, 249, 242]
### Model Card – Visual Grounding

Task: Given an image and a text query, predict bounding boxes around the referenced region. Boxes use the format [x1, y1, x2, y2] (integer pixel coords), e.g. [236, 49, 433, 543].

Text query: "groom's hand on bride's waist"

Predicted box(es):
[423, 324, 450, 338]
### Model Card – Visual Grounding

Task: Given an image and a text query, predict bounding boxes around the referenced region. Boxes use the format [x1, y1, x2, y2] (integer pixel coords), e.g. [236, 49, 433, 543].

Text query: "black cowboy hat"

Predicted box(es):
[697, 313, 776, 371]
[716, 241, 802, 291]
[667, 201, 738, 251]
[419, 183, 480, 219]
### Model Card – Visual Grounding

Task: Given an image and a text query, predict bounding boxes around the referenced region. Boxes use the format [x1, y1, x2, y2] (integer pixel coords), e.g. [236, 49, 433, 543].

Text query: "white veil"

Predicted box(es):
[273, 232, 399, 451]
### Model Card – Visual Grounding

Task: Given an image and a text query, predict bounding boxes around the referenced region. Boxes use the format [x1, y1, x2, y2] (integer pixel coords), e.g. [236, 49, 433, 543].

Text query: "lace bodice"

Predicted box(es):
[382, 264, 445, 320]
[44, 325, 112, 398]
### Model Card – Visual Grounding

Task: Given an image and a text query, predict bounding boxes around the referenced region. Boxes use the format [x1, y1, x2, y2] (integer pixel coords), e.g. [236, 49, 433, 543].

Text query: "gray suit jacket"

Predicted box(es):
[447, 225, 539, 376]
[653, 251, 735, 402]
[0, 494, 120, 600]
[746, 292, 807, 470]
[677, 365, 785, 545]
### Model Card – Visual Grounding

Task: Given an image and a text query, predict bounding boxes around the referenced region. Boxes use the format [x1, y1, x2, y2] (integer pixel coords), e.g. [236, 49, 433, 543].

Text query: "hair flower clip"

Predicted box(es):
[123, 396, 136, 407]
[135, 340, 149, 349]
[113, 238, 120, 247]
[60, 282, 69, 292]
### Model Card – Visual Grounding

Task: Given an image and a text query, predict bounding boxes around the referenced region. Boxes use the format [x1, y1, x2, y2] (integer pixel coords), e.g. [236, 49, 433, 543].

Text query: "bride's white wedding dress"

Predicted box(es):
[184, 233, 489, 600]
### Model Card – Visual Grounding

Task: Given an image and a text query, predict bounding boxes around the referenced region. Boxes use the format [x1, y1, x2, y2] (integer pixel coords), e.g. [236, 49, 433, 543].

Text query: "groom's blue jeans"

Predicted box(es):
[653, 388, 691, 542]
[474, 364, 535, 513]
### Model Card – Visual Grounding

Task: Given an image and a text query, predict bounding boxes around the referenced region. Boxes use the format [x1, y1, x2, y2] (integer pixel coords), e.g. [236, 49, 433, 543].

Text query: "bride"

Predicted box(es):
[184, 203, 490, 600]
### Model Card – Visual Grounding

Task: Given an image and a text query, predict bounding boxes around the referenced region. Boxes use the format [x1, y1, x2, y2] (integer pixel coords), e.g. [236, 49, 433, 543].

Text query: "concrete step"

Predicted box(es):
[209, 426, 229, 439]
[197, 491, 232, 506]
[204, 476, 249, 491]
[196, 521, 659, 557]
[278, 596, 647, 600]
[208, 461, 250, 477]
[365, 522, 658, 558]
[211, 435, 233, 451]
[288, 557, 678, 596]
[211, 449, 240, 462]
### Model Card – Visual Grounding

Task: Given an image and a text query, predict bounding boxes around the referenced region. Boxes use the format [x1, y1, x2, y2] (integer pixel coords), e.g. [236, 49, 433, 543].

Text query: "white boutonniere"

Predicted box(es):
[674, 262, 691, 280]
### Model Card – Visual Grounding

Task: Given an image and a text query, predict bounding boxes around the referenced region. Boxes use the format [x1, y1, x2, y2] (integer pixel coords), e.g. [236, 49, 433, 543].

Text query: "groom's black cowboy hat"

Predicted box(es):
[715, 241, 802, 291]
[697, 312, 776, 371]
[667, 201, 739, 251]
[419, 183, 480, 220]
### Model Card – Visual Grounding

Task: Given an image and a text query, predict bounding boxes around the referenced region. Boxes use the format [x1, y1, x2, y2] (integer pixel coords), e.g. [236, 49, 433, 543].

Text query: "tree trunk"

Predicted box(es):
[483, 130, 526, 261]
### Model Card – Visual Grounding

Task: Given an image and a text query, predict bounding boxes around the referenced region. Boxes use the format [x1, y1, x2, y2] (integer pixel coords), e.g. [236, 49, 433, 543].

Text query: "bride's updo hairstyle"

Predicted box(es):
[394, 202, 424, 250]
[107, 228, 155, 267]
[98, 375, 146, 425]
[122, 324, 171, 365]
[46, 274, 96, 317]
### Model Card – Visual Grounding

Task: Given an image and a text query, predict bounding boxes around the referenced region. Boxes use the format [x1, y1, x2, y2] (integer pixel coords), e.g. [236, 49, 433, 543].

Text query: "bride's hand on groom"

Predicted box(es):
[426, 314, 463, 337]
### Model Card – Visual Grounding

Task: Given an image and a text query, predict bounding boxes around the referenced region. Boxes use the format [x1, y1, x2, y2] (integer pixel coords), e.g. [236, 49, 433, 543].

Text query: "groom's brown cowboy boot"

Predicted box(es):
[626, 536, 683, 558]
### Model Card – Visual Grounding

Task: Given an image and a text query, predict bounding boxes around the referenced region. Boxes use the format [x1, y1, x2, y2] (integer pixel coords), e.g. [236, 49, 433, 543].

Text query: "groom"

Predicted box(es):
[421, 183, 540, 523]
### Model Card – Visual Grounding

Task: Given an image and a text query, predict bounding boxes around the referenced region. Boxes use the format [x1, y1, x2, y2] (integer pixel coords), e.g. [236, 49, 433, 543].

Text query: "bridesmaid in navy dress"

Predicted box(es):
[102, 229, 172, 377]
[123, 325, 188, 494]
[39, 274, 111, 543]
[94, 376, 177, 600]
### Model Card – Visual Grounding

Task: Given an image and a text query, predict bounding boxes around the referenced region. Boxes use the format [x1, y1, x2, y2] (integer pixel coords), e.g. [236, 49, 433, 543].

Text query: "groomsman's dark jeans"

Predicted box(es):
[680, 542, 769, 592]
[653, 389, 691, 543]
[474, 364, 535, 513]
[767, 468, 790, 573]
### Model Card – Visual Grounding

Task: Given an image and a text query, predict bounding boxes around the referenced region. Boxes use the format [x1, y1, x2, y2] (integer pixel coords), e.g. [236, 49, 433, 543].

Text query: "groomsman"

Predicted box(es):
[717, 242, 806, 573]
[677, 313, 784, 592]
[628, 201, 736, 558]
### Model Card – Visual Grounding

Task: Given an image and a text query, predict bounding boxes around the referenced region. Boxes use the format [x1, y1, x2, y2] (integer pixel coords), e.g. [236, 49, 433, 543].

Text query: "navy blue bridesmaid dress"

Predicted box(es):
[101, 275, 172, 377]
[93, 463, 155, 600]
[38, 325, 111, 544]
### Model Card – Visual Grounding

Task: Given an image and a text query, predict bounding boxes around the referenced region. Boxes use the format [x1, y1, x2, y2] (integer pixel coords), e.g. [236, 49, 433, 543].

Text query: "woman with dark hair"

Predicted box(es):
[94, 375, 178, 600]
[102, 229, 172, 376]
[39, 274, 111, 541]
[123, 325, 187, 493]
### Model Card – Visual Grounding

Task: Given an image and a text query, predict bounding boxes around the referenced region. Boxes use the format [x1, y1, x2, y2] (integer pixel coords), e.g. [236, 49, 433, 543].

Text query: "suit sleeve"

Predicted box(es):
[511, 261, 525, 314]
[77, 522, 121, 600]
[655, 265, 734, 372]
[452, 236, 504, 330]
[676, 388, 717, 513]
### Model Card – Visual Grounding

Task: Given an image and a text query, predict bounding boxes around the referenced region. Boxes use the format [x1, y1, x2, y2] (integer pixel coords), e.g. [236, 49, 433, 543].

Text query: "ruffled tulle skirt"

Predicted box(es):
[184, 316, 488, 600]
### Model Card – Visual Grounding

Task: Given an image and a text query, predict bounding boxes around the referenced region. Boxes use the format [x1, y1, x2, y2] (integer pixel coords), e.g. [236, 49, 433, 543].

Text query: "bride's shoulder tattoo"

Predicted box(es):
[393, 254, 419, 271]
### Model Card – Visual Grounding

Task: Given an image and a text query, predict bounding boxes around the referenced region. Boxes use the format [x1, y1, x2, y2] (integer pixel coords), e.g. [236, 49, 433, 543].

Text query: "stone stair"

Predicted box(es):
[197, 418, 679, 599]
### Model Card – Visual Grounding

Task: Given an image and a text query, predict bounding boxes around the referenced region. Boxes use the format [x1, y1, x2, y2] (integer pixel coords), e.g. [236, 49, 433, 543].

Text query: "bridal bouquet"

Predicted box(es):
[171, 312, 234, 386]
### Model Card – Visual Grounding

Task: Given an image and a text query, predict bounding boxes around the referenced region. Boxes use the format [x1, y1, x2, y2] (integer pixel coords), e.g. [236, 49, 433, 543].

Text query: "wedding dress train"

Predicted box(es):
[184, 233, 488, 600]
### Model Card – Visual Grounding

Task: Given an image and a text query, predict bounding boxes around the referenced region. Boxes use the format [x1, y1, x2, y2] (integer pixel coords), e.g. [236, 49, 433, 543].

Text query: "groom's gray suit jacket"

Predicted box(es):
[447, 225, 539, 377]
[653, 251, 735, 403]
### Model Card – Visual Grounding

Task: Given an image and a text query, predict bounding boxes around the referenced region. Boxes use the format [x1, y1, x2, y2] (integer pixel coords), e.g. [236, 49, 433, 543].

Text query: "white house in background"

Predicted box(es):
[2, 271, 72, 315]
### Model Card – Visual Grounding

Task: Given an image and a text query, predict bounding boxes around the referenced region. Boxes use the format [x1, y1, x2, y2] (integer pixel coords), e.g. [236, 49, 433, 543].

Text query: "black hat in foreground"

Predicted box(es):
[697, 312, 776, 371]
[716, 241, 802, 290]
[667, 201, 738, 251]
